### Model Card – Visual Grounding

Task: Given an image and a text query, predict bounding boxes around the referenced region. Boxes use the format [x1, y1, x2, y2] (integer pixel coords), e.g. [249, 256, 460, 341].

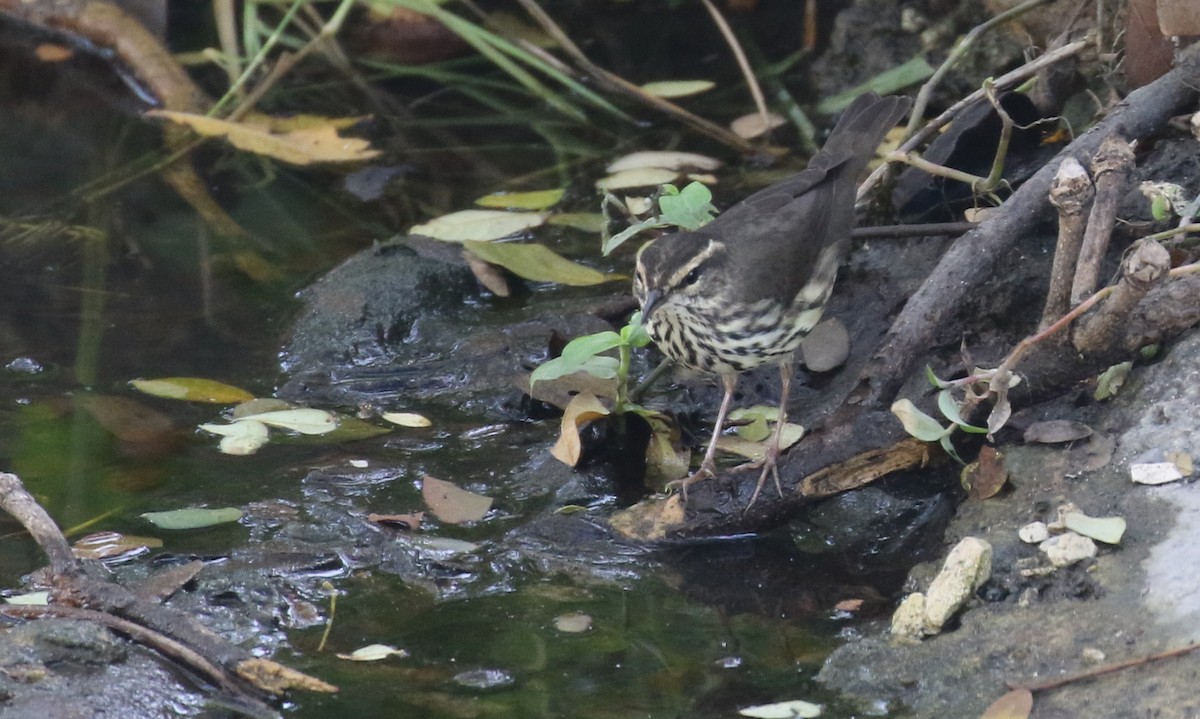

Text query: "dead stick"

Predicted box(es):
[1008, 640, 1200, 693]
[0, 473, 77, 574]
[1073, 239, 1171, 352]
[1071, 135, 1135, 304]
[1041, 157, 1094, 330]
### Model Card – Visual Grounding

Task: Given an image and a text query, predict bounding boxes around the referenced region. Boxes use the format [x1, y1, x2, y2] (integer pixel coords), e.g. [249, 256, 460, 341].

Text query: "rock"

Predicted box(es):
[1018, 521, 1050, 543]
[923, 537, 993, 634]
[1039, 532, 1097, 567]
[891, 592, 927, 642]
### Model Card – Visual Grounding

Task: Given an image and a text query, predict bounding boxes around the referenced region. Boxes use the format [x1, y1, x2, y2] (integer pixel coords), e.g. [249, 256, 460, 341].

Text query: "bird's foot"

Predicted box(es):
[732, 445, 785, 509]
[664, 461, 718, 503]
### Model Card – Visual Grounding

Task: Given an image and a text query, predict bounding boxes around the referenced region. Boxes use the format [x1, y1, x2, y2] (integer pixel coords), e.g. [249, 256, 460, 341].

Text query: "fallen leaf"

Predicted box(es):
[421, 475, 493, 524]
[381, 412, 432, 428]
[595, 167, 680, 191]
[549, 392, 611, 466]
[336, 644, 409, 661]
[715, 423, 804, 461]
[834, 598, 864, 613]
[1023, 419, 1093, 444]
[463, 241, 618, 286]
[962, 445, 1008, 500]
[35, 44, 74, 62]
[980, 688, 1033, 719]
[606, 151, 722, 173]
[547, 212, 606, 233]
[640, 79, 716, 98]
[146, 110, 379, 165]
[464, 250, 511, 296]
[5, 592, 49, 605]
[474, 188, 564, 210]
[728, 405, 778, 442]
[891, 399, 951, 442]
[730, 111, 787, 139]
[141, 506, 243, 529]
[553, 612, 592, 633]
[76, 394, 176, 446]
[130, 377, 255, 403]
[410, 209, 547, 242]
[737, 698, 822, 718]
[200, 419, 269, 455]
[236, 408, 338, 435]
[1062, 512, 1126, 544]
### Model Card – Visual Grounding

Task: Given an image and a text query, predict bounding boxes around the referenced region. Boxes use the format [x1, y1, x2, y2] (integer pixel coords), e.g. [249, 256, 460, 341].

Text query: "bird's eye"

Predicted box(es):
[682, 267, 702, 286]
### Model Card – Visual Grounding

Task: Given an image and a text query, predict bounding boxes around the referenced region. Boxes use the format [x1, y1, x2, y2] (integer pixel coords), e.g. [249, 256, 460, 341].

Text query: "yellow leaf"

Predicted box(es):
[475, 188, 565, 210]
[715, 423, 805, 461]
[422, 475, 493, 524]
[130, 377, 255, 403]
[146, 110, 379, 165]
[381, 412, 432, 428]
[549, 392, 610, 466]
[548, 213, 606, 233]
[595, 167, 680, 191]
[463, 241, 619, 286]
[640, 80, 716, 98]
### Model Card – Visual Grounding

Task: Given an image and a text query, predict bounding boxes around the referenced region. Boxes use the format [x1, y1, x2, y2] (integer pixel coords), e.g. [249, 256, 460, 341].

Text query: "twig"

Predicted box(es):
[851, 222, 978, 239]
[512, 0, 758, 154]
[1040, 157, 1094, 329]
[1071, 135, 1136, 304]
[1008, 640, 1200, 693]
[0, 473, 76, 574]
[905, 0, 1058, 138]
[699, 0, 771, 133]
[1073, 239, 1171, 351]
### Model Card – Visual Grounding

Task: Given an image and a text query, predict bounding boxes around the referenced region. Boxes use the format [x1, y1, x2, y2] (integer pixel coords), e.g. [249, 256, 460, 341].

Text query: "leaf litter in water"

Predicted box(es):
[72, 531, 162, 562]
[553, 612, 592, 633]
[336, 644, 409, 662]
[606, 151, 722, 173]
[421, 475, 493, 524]
[200, 419, 269, 455]
[737, 698, 822, 718]
[474, 188, 564, 210]
[146, 110, 379, 165]
[237, 408, 338, 435]
[410, 209, 548, 242]
[549, 392, 611, 467]
[130, 377, 255, 403]
[463, 240, 619, 286]
[381, 412, 432, 428]
[141, 507, 243, 530]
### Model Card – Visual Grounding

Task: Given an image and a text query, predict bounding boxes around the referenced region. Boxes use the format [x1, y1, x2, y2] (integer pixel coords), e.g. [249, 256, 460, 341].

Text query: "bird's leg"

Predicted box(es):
[667, 373, 737, 501]
[746, 358, 793, 508]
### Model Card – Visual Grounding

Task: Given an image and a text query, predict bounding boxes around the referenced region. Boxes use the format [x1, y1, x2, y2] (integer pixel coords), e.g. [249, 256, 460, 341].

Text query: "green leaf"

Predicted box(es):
[130, 377, 255, 403]
[937, 389, 987, 432]
[925, 365, 951, 389]
[620, 312, 652, 348]
[939, 434, 965, 464]
[1094, 360, 1133, 400]
[561, 331, 623, 362]
[529, 353, 620, 388]
[891, 399, 952, 442]
[549, 213, 606, 233]
[658, 181, 718, 230]
[602, 216, 666, 256]
[141, 507, 243, 530]
[817, 55, 935, 114]
[475, 188, 564, 210]
[463, 241, 618, 286]
[237, 408, 338, 435]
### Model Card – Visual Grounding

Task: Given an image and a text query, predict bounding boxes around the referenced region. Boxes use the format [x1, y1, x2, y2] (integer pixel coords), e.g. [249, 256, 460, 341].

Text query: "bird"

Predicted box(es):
[633, 92, 911, 506]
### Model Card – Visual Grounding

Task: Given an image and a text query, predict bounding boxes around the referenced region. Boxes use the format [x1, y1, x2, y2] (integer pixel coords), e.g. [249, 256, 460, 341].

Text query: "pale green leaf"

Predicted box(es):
[658, 181, 717, 230]
[891, 399, 951, 442]
[463, 241, 618, 286]
[237, 408, 338, 435]
[411, 209, 548, 242]
[475, 188, 565, 210]
[602, 216, 667, 255]
[738, 698, 822, 718]
[549, 213, 606, 233]
[1062, 512, 1126, 544]
[382, 412, 432, 428]
[937, 390, 987, 432]
[1094, 361, 1133, 400]
[200, 419, 270, 455]
[141, 507, 243, 529]
[606, 151, 722, 173]
[5, 591, 50, 605]
[595, 167, 680, 191]
[337, 644, 409, 661]
[422, 475, 493, 524]
[640, 79, 716, 98]
[130, 377, 255, 403]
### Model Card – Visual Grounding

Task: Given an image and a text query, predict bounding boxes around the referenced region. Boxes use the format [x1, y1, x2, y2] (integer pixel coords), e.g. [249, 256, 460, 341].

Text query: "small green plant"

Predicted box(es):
[890, 366, 993, 462]
[530, 312, 650, 412]
[601, 181, 718, 255]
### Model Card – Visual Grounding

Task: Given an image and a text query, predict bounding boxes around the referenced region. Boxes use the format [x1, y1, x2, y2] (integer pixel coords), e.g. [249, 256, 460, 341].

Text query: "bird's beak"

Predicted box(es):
[640, 288, 663, 319]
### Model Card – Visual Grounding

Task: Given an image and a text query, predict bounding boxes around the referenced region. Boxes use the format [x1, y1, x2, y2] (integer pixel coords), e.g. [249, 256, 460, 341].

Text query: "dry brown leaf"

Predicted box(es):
[463, 250, 511, 296]
[979, 688, 1032, 719]
[549, 392, 610, 466]
[146, 110, 379, 165]
[421, 475, 493, 524]
[962, 445, 1008, 500]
